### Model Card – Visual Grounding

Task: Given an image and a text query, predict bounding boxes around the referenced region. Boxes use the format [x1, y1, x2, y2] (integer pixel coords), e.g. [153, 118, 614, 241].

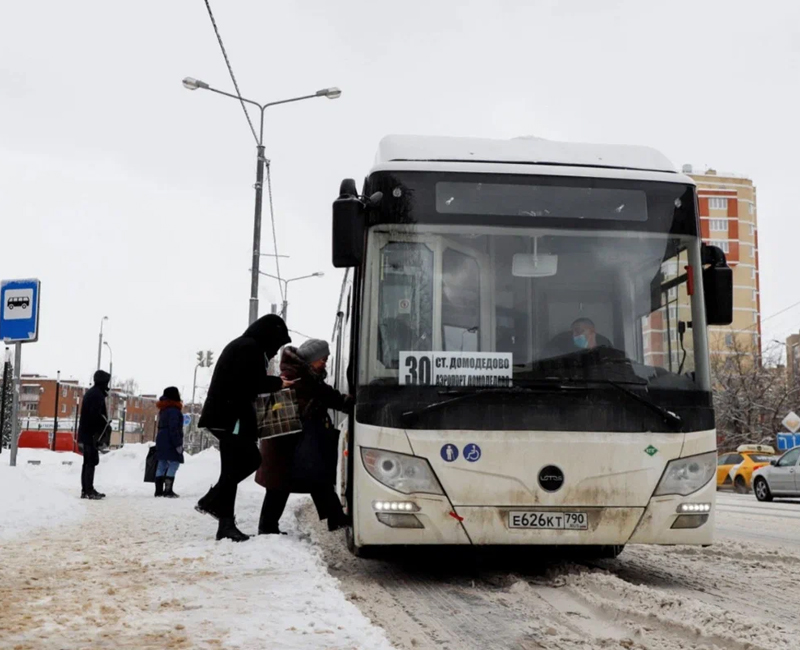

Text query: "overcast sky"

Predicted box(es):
[1, 0, 798, 397]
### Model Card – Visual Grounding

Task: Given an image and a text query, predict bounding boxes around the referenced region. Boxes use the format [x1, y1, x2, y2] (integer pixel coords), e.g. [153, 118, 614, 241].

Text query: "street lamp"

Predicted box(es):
[97, 316, 108, 371]
[182, 76, 341, 325]
[103, 341, 113, 385]
[257, 271, 324, 323]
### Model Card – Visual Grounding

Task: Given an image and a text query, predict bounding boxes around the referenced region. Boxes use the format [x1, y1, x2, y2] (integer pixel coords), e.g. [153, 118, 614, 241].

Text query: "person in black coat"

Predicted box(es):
[196, 314, 292, 542]
[154, 386, 184, 498]
[78, 370, 111, 500]
[255, 339, 352, 534]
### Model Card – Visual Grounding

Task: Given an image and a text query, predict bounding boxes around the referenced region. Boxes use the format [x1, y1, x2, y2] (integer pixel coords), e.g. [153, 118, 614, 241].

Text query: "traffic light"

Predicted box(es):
[206, 351, 214, 367]
[196, 351, 204, 365]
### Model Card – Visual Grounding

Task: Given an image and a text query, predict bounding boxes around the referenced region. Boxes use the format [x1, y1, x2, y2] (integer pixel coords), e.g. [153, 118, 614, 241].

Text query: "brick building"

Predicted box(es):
[687, 167, 761, 356]
[18, 375, 159, 445]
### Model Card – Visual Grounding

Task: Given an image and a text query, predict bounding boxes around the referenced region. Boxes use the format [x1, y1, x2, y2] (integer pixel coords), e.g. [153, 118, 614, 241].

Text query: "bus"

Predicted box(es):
[329, 135, 733, 558]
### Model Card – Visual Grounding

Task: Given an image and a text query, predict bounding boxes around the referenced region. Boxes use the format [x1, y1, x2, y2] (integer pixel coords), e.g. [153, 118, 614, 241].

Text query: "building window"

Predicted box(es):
[752, 289, 758, 302]
[749, 203, 755, 215]
[725, 333, 734, 347]
[62, 387, 68, 398]
[709, 197, 728, 210]
[751, 267, 756, 280]
[62, 404, 67, 414]
[749, 223, 755, 236]
[753, 311, 758, 323]
[708, 240, 730, 253]
[709, 218, 727, 232]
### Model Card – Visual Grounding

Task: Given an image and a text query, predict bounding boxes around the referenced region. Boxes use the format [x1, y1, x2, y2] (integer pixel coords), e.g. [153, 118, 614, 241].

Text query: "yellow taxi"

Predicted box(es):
[716, 445, 776, 493]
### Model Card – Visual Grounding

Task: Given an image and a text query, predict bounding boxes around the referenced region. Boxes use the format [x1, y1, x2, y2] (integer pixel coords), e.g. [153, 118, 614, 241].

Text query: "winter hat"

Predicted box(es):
[162, 386, 181, 402]
[297, 339, 330, 364]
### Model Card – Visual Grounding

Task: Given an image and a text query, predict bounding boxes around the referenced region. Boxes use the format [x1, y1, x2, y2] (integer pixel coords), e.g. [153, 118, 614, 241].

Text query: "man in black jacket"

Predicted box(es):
[196, 314, 292, 542]
[78, 370, 111, 499]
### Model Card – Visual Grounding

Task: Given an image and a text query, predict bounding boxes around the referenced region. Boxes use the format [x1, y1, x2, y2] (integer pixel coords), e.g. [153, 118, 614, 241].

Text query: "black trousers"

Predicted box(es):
[81, 443, 99, 493]
[260, 486, 344, 530]
[215, 435, 263, 519]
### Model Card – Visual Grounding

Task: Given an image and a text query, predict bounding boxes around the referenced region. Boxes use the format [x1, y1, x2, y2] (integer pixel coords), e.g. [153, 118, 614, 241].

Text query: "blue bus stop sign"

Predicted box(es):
[183, 414, 192, 428]
[0, 279, 41, 343]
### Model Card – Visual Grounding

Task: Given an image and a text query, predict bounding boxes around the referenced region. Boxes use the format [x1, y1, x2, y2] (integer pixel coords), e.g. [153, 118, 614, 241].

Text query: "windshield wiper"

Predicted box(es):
[554, 377, 684, 431]
[400, 380, 683, 431]
[401, 384, 577, 421]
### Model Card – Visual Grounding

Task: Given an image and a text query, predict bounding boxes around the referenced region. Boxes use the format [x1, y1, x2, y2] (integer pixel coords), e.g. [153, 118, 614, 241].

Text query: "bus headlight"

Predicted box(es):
[654, 452, 716, 497]
[361, 448, 445, 495]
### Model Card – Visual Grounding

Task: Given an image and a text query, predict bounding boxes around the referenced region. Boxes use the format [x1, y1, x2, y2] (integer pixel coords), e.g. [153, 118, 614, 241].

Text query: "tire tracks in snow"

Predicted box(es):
[300, 502, 800, 650]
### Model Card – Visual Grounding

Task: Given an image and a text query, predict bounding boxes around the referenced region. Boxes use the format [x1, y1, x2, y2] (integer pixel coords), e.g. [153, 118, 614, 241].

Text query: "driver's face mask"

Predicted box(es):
[573, 333, 589, 349]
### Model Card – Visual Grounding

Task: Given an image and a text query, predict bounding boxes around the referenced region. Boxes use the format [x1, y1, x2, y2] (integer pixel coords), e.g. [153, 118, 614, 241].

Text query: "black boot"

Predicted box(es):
[196, 485, 223, 519]
[91, 489, 106, 499]
[163, 477, 179, 498]
[258, 491, 289, 535]
[216, 517, 250, 542]
[154, 477, 165, 497]
[81, 491, 103, 500]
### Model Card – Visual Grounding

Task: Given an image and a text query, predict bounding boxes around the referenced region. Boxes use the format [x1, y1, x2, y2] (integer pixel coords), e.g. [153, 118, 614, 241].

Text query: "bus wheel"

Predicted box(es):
[345, 526, 374, 558]
[582, 545, 625, 560]
[754, 478, 773, 502]
[734, 476, 749, 494]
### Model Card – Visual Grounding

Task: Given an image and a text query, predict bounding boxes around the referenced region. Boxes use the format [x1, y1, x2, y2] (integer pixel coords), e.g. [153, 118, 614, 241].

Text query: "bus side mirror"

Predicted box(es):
[702, 244, 733, 326]
[332, 183, 366, 268]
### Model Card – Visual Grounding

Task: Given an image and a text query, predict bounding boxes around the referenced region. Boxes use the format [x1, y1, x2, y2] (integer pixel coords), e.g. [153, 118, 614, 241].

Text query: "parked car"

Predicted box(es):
[716, 445, 776, 493]
[752, 447, 800, 501]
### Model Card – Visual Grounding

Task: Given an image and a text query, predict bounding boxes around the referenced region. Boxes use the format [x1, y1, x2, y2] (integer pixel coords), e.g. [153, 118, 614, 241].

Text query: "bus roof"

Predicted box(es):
[375, 135, 678, 174]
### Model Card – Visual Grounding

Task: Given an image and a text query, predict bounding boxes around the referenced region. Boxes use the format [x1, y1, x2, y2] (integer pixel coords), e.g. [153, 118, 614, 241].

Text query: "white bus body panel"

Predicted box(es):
[351, 422, 715, 547]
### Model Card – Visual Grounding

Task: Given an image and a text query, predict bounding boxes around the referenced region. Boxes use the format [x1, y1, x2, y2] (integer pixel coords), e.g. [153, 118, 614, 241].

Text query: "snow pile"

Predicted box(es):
[0, 449, 86, 540]
[1, 445, 394, 649]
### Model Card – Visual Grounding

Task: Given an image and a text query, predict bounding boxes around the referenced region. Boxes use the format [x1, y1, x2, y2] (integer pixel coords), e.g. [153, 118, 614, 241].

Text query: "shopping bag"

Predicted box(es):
[144, 446, 157, 483]
[256, 389, 302, 439]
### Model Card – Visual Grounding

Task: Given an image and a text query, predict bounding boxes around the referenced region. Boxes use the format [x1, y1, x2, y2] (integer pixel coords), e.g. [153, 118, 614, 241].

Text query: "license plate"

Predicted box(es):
[507, 511, 588, 530]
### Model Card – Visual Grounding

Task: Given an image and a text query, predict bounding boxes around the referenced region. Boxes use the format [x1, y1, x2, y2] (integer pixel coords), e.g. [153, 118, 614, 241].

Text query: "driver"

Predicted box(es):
[571, 318, 599, 350]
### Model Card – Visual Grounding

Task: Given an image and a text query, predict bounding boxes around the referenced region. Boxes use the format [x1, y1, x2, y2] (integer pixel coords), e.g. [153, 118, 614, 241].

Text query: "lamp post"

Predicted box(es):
[182, 77, 341, 325]
[103, 341, 113, 386]
[51, 371, 61, 452]
[257, 271, 324, 324]
[97, 316, 108, 372]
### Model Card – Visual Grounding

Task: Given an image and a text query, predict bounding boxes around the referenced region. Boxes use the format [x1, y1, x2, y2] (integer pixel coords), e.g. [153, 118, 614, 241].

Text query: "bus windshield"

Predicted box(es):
[356, 175, 713, 433]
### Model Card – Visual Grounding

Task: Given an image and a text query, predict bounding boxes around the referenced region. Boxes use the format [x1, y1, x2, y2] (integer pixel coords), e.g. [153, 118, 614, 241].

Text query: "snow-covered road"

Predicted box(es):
[3, 447, 800, 650]
[716, 491, 800, 546]
[303, 492, 800, 650]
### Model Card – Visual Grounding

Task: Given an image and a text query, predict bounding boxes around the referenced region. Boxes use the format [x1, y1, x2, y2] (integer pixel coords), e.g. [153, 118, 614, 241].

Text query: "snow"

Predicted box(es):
[375, 134, 678, 173]
[1, 444, 393, 649]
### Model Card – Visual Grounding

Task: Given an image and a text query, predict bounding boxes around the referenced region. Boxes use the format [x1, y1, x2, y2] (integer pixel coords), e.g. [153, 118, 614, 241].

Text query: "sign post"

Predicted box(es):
[1, 279, 41, 466]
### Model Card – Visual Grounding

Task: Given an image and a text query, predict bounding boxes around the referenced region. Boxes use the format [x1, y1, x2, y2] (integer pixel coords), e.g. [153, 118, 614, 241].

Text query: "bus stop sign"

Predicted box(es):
[0, 279, 41, 343]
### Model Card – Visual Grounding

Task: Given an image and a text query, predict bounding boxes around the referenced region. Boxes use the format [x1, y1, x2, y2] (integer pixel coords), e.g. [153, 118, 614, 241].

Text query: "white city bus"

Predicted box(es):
[329, 135, 732, 557]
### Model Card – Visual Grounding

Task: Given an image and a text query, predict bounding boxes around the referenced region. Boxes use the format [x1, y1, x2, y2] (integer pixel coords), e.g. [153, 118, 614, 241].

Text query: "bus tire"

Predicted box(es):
[345, 526, 375, 558]
[583, 544, 625, 560]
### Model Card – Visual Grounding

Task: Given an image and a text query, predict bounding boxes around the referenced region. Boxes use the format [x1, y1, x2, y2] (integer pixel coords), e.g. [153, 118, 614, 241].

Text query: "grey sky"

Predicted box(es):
[1, 0, 798, 396]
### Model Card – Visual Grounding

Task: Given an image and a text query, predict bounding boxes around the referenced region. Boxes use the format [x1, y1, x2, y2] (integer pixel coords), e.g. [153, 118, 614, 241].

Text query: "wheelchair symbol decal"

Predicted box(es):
[464, 443, 482, 462]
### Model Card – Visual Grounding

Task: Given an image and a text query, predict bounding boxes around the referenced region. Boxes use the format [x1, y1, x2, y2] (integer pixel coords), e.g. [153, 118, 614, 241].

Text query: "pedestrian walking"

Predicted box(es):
[255, 339, 352, 535]
[195, 314, 293, 542]
[154, 386, 184, 498]
[78, 370, 111, 500]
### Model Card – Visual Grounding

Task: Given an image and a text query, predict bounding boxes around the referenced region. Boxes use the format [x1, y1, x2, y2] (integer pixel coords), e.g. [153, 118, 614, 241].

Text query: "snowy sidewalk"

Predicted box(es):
[0, 446, 392, 650]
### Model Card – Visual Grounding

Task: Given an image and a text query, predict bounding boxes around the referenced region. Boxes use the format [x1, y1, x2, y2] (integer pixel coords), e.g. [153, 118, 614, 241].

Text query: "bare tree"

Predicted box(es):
[711, 337, 800, 449]
[113, 377, 139, 396]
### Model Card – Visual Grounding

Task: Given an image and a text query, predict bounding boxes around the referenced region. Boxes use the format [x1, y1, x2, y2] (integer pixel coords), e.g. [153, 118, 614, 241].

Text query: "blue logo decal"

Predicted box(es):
[464, 443, 482, 462]
[440, 444, 458, 462]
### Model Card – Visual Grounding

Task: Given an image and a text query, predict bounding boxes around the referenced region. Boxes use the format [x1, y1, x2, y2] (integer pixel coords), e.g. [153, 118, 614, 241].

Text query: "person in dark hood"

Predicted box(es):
[196, 314, 293, 542]
[78, 370, 111, 499]
[155, 386, 184, 498]
[255, 339, 352, 535]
